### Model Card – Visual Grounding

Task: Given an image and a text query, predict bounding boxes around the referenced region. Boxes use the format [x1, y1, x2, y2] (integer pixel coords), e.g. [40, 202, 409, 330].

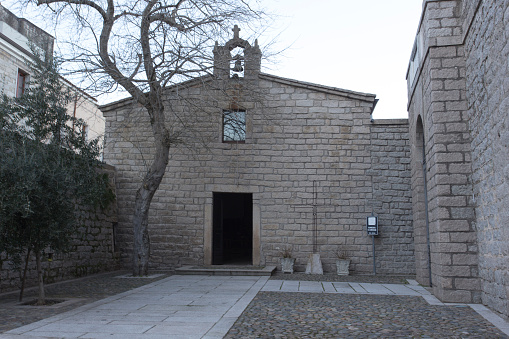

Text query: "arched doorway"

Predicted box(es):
[415, 116, 432, 286]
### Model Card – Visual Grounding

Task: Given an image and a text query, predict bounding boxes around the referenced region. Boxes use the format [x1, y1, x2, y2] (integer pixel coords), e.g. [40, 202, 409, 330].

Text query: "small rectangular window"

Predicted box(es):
[82, 123, 89, 140]
[223, 109, 246, 142]
[16, 69, 28, 98]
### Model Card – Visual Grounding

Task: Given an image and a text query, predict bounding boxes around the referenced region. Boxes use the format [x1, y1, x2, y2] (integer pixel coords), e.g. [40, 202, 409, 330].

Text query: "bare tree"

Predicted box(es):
[30, 0, 268, 275]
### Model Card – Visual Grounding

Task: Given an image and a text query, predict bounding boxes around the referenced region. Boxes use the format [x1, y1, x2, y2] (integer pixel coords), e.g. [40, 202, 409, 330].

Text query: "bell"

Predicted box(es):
[232, 59, 244, 72]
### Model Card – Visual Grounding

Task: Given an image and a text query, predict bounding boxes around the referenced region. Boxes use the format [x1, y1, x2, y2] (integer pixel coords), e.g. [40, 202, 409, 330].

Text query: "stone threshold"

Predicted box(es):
[114, 273, 166, 279]
[176, 265, 276, 276]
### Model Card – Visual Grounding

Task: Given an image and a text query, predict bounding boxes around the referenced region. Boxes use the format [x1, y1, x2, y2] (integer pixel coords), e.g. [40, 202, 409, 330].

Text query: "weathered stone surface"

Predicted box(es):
[305, 253, 323, 275]
[408, 0, 509, 318]
[101, 37, 414, 277]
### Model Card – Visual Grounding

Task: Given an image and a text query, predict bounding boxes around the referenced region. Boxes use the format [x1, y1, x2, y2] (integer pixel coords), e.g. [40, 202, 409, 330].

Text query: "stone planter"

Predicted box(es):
[281, 257, 295, 274]
[336, 259, 350, 275]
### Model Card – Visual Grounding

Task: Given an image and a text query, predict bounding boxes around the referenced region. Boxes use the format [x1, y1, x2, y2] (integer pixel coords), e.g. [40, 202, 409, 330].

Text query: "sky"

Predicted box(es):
[2, 0, 424, 119]
[258, 0, 424, 119]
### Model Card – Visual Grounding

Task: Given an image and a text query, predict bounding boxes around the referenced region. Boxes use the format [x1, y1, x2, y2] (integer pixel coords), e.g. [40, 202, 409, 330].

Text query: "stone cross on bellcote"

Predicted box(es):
[232, 25, 241, 39]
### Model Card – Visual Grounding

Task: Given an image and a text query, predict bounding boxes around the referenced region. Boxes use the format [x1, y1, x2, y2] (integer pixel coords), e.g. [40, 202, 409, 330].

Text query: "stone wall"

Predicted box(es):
[0, 165, 119, 294]
[369, 120, 414, 275]
[101, 75, 415, 276]
[408, 0, 509, 318]
[407, 0, 480, 304]
[462, 0, 509, 319]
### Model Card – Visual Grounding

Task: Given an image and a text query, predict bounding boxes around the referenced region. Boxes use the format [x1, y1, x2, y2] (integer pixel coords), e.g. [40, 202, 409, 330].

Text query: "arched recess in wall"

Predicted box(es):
[415, 115, 432, 287]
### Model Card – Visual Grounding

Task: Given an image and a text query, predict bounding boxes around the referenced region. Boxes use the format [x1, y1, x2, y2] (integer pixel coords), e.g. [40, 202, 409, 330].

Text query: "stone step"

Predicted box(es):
[175, 265, 276, 276]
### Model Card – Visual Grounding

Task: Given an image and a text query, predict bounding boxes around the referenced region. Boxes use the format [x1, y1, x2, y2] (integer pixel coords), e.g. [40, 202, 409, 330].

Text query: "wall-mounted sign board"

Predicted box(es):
[367, 216, 378, 236]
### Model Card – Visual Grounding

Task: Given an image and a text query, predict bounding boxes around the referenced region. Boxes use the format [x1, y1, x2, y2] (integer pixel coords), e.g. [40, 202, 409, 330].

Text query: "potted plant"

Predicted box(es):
[279, 247, 295, 274]
[334, 248, 351, 276]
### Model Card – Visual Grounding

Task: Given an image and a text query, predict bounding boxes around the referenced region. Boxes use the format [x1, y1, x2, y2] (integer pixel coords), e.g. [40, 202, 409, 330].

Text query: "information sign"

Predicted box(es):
[367, 216, 378, 235]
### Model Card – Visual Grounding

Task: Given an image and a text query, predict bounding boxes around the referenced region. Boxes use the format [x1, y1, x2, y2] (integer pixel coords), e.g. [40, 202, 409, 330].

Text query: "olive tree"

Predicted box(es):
[0, 53, 113, 304]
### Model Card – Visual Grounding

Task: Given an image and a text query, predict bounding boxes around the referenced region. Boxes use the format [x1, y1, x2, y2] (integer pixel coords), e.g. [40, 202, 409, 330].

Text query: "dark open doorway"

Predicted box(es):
[212, 193, 253, 265]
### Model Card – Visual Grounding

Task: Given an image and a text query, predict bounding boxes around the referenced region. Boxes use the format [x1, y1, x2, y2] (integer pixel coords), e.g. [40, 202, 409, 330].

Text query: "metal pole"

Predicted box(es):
[372, 235, 376, 275]
[312, 181, 317, 253]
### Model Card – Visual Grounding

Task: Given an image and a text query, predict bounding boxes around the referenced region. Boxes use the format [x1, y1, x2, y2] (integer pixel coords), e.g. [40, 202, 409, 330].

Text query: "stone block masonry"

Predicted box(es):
[408, 0, 509, 319]
[101, 72, 415, 277]
[0, 165, 119, 294]
[463, 0, 509, 320]
[408, 0, 479, 305]
[369, 120, 414, 275]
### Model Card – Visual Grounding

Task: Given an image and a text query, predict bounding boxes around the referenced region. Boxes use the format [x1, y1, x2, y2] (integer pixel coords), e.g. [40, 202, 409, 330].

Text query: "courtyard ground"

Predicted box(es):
[0, 271, 507, 338]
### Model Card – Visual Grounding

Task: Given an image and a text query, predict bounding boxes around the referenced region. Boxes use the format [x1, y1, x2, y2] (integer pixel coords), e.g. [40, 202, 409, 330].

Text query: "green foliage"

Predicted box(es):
[0, 52, 114, 276]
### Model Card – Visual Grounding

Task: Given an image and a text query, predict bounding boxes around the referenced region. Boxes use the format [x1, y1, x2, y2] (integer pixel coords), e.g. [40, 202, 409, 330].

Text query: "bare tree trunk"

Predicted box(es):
[19, 248, 31, 302]
[132, 106, 170, 276]
[35, 250, 45, 305]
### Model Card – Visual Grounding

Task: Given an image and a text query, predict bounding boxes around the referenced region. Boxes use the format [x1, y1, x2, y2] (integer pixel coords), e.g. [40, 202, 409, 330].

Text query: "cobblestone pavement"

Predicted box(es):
[0, 271, 170, 333]
[226, 292, 508, 338]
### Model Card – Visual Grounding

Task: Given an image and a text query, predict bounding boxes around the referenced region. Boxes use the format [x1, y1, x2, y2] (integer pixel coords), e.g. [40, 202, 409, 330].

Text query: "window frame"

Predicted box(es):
[222, 109, 246, 143]
[16, 69, 28, 98]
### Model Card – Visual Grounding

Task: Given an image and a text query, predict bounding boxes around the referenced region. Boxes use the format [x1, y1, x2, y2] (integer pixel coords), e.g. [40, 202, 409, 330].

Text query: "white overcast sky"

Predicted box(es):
[2, 0, 423, 119]
[259, 0, 424, 119]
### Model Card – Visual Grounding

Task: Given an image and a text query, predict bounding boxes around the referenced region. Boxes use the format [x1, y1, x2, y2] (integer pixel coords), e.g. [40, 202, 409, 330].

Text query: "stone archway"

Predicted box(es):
[412, 115, 432, 286]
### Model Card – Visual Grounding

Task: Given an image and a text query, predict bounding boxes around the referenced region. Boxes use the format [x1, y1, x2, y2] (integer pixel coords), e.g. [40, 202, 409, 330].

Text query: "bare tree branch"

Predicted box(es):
[24, 0, 275, 276]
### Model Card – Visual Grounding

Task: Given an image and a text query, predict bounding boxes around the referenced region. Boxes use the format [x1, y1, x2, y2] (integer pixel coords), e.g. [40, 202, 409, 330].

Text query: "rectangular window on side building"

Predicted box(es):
[16, 69, 28, 98]
[82, 123, 89, 140]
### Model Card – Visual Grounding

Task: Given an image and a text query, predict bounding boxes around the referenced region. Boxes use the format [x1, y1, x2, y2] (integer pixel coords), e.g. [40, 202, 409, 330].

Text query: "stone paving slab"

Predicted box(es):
[262, 279, 430, 296]
[470, 304, 509, 335]
[2, 275, 269, 339]
[359, 283, 393, 294]
[270, 272, 412, 283]
[0, 270, 171, 333]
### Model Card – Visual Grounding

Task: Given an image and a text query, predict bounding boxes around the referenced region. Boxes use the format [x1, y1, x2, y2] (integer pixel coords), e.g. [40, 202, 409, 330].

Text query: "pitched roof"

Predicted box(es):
[100, 72, 377, 113]
[259, 73, 376, 103]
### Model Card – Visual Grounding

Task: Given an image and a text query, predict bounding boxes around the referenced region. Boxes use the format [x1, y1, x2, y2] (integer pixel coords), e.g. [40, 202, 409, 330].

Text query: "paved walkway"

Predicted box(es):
[1, 275, 508, 338]
[2, 275, 267, 339]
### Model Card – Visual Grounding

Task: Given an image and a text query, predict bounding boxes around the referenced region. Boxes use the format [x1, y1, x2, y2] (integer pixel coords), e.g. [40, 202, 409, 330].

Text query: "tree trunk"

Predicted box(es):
[132, 106, 170, 276]
[19, 248, 31, 302]
[35, 250, 45, 305]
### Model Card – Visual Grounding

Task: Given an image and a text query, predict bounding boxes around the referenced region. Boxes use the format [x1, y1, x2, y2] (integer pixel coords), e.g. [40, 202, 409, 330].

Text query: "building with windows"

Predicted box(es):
[0, 4, 104, 148]
[100, 28, 414, 277]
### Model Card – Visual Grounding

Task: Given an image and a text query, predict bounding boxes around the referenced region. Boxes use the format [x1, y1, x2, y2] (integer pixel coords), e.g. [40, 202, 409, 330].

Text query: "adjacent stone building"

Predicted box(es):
[407, 0, 509, 318]
[0, 4, 105, 149]
[101, 30, 415, 276]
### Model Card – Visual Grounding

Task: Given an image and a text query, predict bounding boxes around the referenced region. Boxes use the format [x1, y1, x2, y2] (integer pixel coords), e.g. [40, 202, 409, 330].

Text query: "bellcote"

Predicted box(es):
[213, 25, 261, 80]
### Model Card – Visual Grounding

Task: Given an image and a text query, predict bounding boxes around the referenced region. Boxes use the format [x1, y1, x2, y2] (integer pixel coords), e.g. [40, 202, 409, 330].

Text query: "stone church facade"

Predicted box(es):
[101, 0, 509, 321]
[101, 30, 414, 276]
[407, 0, 508, 318]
